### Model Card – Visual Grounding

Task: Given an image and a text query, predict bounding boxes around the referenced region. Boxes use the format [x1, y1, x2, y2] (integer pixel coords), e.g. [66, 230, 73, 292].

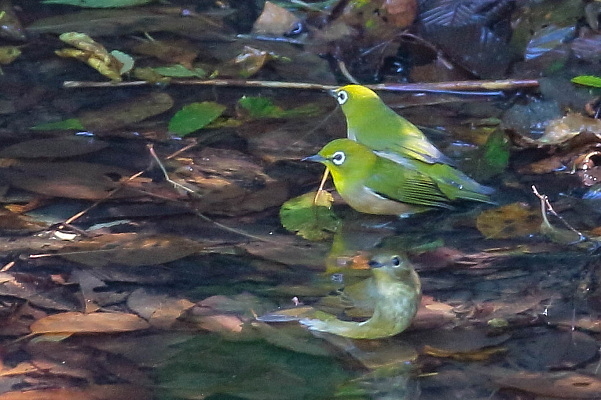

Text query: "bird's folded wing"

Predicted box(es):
[366, 168, 453, 208]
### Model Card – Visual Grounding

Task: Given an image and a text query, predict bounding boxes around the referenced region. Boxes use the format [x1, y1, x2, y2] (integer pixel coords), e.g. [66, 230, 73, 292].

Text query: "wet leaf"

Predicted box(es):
[494, 371, 601, 399]
[78, 92, 174, 131]
[280, 191, 340, 241]
[423, 344, 506, 361]
[0, 384, 152, 400]
[539, 113, 601, 145]
[43, 0, 152, 7]
[0, 45, 20, 64]
[127, 288, 194, 329]
[133, 39, 198, 69]
[110, 49, 134, 74]
[30, 118, 84, 131]
[476, 202, 542, 239]
[507, 330, 599, 370]
[168, 101, 226, 136]
[60, 234, 203, 267]
[0, 161, 141, 199]
[221, 45, 287, 78]
[572, 75, 601, 88]
[252, 1, 301, 35]
[152, 64, 206, 78]
[179, 146, 289, 215]
[56, 32, 123, 81]
[0, 136, 108, 158]
[0, 209, 48, 233]
[0, 273, 77, 311]
[238, 96, 321, 119]
[27, 9, 231, 39]
[30, 311, 150, 335]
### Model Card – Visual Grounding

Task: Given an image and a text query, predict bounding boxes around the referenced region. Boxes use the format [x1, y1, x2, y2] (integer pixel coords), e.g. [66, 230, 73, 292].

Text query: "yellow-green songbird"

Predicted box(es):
[331, 84, 453, 165]
[303, 139, 493, 216]
[300, 253, 421, 339]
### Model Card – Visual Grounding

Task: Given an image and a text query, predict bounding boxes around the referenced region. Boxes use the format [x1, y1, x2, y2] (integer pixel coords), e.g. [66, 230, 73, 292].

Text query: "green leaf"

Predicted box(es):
[168, 102, 226, 137]
[464, 128, 509, 181]
[42, 0, 152, 7]
[280, 191, 340, 241]
[571, 75, 601, 88]
[110, 50, 134, 74]
[238, 96, 321, 119]
[31, 118, 85, 131]
[483, 129, 510, 171]
[153, 64, 206, 78]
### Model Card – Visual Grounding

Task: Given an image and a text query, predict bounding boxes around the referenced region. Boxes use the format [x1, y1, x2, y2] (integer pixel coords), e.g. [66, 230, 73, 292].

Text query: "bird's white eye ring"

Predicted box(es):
[336, 90, 349, 105]
[391, 256, 401, 267]
[331, 151, 346, 165]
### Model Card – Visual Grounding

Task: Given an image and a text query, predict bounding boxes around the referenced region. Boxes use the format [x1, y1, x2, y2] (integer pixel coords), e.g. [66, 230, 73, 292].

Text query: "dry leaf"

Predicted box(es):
[30, 311, 150, 335]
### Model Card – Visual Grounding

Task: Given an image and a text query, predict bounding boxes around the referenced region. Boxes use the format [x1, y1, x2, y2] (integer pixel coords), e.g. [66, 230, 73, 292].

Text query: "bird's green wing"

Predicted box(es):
[425, 163, 495, 203]
[374, 151, 494, 204]
[387, 117, 454, 165]
[365, 159, 453, 208]
[387, 139, 455, 165]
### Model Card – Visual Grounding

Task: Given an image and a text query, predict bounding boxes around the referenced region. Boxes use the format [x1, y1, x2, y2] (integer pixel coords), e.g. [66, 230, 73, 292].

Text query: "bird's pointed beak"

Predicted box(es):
[368, 260, 384, 269]
[327, 89, 337, 98]
[302, 154, 326, 163]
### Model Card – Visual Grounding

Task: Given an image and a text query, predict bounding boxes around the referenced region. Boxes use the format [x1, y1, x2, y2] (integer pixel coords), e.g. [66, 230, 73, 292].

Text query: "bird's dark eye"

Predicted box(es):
[391, 256, 401, 266]
[336, 90, 349, 105]
[331, 151, 346, 166]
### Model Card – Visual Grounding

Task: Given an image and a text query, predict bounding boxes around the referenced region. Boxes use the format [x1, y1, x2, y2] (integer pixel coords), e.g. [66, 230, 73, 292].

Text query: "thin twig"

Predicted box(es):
[63, 78, 539, 94]
[61, 169, 146, 226]
[531, 185, 586, 240]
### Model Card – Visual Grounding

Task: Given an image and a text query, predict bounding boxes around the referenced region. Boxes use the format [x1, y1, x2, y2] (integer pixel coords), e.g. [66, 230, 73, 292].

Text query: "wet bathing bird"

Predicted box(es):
[331, 84, 453, 165]
[300, 252, 421, 339]
[303, 139, 494, 216]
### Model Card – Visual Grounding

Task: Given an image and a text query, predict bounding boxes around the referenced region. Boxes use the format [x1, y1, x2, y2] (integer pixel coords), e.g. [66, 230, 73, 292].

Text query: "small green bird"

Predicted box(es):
[303, 139, 493, 216]
[300, 253, 421, 339]
[331, 84, 453, 165]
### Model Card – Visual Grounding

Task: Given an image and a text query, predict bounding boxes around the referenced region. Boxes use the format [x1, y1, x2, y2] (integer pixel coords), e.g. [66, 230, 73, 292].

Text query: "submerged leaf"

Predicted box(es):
[30, 118, 85, 131]
[252, 1, 301, 35]
[30, 312, 150, 335]
[168, 102, 226, 136]
[0, 46, 20, 64]
[78, 92, 174, 131]
[0, 136, 108, 158]
[476, 202, 542, 239]
[152, 64, 206, 78]
[42, 0, 152, 7]
[280, 191, 340, 241]
[0, 161, 141, 199]
[60, 234, 203, 267]
[238, 96, 321, 119]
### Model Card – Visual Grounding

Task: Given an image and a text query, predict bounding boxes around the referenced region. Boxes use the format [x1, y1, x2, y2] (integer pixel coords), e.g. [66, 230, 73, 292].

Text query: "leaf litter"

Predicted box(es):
[3, 1, 601, 399]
